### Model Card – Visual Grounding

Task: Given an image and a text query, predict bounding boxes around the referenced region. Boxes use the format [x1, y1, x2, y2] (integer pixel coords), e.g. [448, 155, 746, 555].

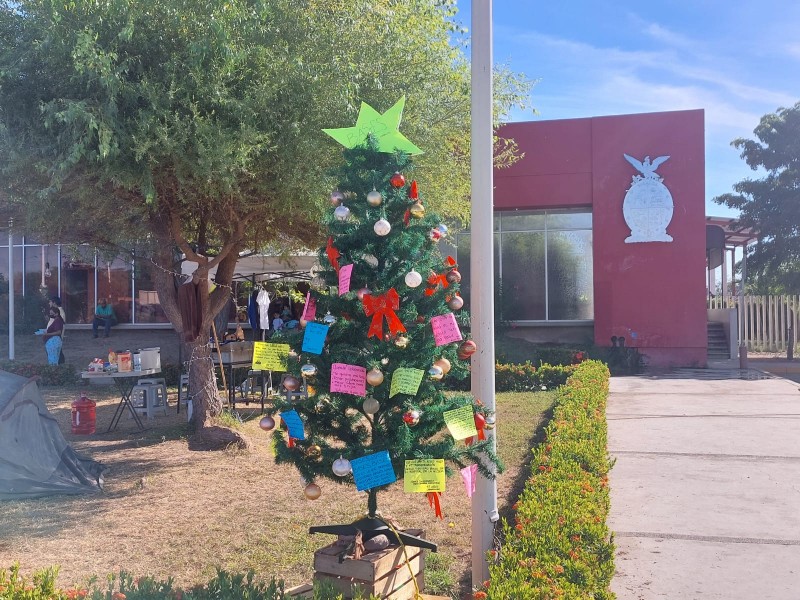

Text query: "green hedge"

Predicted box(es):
[480, 360, 615, 600]
[0, 566, 379, 600]
[447, 362, 577, 393]
[0, 362, 80, 386]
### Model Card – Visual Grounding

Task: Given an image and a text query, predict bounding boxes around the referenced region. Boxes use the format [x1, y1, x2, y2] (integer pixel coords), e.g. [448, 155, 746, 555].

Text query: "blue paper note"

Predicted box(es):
[301, 322, 329, 355]
[280, 410, 305, 440]
[350, 450, 397, 491]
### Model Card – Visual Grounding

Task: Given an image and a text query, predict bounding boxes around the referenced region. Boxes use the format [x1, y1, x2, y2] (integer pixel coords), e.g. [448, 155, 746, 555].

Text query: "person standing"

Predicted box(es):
[42, 307, 64, 365]
[48, 296, 66, 364]
[92, 298, 114, 338]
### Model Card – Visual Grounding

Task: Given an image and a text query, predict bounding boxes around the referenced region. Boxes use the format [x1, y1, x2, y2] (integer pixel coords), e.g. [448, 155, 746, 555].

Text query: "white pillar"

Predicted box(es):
[471, 0, 498, 588]
[721, 249, 728, 299]
[8, 219, 14, 360]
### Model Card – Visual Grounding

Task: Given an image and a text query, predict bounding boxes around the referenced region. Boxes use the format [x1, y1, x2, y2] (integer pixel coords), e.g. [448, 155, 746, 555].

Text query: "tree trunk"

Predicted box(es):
[148, 226, 250, 451]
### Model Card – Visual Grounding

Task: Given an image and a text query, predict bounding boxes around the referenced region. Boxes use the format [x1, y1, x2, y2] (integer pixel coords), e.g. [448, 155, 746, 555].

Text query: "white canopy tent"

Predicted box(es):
[181, 252, 319, 283]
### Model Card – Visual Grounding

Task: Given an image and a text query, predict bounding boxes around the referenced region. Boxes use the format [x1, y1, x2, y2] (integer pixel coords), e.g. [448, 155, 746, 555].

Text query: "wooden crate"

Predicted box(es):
[287, 585, 447, 600]
[311, 529, 427, 599]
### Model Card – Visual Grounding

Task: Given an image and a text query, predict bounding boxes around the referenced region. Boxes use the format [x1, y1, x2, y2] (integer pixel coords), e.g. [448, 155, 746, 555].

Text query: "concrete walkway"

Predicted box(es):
[608, 374, 800, 599]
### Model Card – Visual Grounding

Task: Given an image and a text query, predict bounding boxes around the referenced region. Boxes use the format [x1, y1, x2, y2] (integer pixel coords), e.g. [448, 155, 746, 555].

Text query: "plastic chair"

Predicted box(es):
[177, 374, 190, 414]
[131, 383, 168, 419]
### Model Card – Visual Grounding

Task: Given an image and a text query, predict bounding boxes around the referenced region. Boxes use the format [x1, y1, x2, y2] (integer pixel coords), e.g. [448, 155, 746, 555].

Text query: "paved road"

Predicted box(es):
[608, 375, 800, 599]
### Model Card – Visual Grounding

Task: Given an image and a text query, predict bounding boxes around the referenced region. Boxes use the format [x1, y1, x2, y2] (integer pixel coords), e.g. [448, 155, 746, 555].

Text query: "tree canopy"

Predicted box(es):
[0, 0, 531, 445]
[714, 101, 800, 293]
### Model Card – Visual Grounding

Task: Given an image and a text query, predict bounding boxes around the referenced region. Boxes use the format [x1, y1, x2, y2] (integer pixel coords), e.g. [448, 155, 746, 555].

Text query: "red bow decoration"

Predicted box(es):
[465, 429, 486, 446]
[326, 237, 341, 274]
[424, 257, 457, 296]
[427, 492, 443, 519]
[363, 289, 407, 339]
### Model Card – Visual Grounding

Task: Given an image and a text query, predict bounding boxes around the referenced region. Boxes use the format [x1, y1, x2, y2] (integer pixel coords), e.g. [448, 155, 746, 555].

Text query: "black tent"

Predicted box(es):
[0, 370, 105, 500]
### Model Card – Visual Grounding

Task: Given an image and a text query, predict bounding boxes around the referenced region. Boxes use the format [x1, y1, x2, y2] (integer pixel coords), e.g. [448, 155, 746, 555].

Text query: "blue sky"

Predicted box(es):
[454, 1, 800, 217]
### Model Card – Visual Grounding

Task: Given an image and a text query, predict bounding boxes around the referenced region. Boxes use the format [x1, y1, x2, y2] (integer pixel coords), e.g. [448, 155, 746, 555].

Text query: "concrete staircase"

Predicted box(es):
[707, 322, 730, 359]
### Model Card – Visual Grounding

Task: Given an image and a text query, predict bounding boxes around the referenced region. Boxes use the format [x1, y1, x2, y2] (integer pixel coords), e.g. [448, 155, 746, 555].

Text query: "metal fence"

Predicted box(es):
[708, 295, 800, 352]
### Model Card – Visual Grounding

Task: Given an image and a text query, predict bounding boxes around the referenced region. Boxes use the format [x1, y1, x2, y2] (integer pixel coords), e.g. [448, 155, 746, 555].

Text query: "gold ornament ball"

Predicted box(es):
[448, 295, 464, 311]
[304, 483, 322, 500]
[434, 357, 451, 374]
[366, 190, 383, 206]
[363, 397, 380, 415]
[428, 365, 444, 381]
[283, 375, 301, 391]
[366, 368, 385, 386]
[259, 415, 276, 431]
[305, 444, 323, 462]
[409, 201, 426, 219]
[446, 269, 462, 284]
[394, 335, 409, 349]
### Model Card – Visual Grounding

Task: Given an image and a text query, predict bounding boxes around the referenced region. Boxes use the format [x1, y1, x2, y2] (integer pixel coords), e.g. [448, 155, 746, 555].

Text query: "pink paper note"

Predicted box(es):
[431, 313, 463, 346]
[301, 292, 317, 321]
[339, 264, 353, 296]
[461, 464, 478, 499]
[330, 362, 367, 397]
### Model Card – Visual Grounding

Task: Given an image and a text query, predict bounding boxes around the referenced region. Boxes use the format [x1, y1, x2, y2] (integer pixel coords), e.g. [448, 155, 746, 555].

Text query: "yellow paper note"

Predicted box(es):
[252, 342, 290, 371]
[404, 459, 446, 493]
[389, 368, 425, 398]
[443, 405, 478, 440]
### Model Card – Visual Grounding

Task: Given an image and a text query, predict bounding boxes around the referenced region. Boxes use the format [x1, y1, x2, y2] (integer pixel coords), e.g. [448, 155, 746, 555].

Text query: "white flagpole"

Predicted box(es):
[470, 0, 497, 587]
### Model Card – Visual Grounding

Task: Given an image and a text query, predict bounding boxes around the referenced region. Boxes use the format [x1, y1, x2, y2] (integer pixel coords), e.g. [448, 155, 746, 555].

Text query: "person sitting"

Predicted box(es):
[280, 305, 300, 329]
[92, 298, 115, 338]
[271, 311, 284, 331]
[42, 307, 64, 365]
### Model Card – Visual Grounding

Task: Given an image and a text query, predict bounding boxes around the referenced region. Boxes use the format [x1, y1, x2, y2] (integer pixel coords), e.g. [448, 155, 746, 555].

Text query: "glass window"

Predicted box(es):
[456, 209, 593, 322]
[547, 231, 594, 320]
[97, 255, 133, 324]
[500, 211, 545, 231]
[134, 259, 170, 323]
[61, 245, 96, 324]
[452, 233, 500, 314]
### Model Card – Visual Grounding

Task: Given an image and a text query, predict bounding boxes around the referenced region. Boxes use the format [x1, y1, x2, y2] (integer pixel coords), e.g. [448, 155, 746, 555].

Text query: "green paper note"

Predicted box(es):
[404, 459, 446, 493]
[322, 97, 423, 155]
[389, 367, 425, 398]
[443, 405, 478, 440]
[252, 342, 289, 372]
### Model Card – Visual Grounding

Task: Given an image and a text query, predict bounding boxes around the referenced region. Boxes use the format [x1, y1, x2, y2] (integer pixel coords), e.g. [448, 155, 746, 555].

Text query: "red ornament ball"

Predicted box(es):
[390, 172, 406, 188]
[457, 339, 477, 360]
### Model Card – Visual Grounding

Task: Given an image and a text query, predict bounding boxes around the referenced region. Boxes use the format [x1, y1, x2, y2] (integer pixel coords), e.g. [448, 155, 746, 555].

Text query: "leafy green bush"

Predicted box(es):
[0, 566, 379, 600]
[0, 361, 79, 386]
[481, 360, 615, 600]
[447, 362, 576, 393]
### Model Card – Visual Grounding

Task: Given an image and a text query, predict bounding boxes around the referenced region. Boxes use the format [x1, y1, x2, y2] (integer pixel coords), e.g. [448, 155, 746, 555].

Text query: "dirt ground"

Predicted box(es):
[0, 338, 550, 598]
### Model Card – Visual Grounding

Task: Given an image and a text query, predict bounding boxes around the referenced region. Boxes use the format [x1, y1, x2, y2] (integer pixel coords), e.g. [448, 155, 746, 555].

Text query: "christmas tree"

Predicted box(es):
[263, 98, 500, 538]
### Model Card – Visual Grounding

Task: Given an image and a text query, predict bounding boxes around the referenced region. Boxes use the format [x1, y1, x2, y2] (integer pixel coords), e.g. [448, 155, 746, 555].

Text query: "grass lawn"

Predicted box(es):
[0, 387, 554, 599]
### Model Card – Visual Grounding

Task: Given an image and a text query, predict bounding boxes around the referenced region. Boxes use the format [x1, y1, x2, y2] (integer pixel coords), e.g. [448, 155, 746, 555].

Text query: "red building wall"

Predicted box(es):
[495, 110, 707, 367]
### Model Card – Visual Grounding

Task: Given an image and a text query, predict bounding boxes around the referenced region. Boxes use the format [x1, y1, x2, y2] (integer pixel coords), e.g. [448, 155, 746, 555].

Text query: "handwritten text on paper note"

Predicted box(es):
[443, 405, 478, 440]
[330, 363, 367, 397]
[389, 368, 425, 398]
[301, 322, 329, 355]
[404, 459, 446, 493]
[430, 313, 463, 346]
[301, 292, 317, 321]
[351, 451, 396, 491]
[338, 264, 353, 295]
[252, 342, 289, 371]
[279, 410, 305, 440]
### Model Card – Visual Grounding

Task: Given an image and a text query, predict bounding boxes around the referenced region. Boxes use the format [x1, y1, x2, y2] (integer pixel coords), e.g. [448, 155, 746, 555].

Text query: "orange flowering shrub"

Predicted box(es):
[483, 361, 615, 599]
